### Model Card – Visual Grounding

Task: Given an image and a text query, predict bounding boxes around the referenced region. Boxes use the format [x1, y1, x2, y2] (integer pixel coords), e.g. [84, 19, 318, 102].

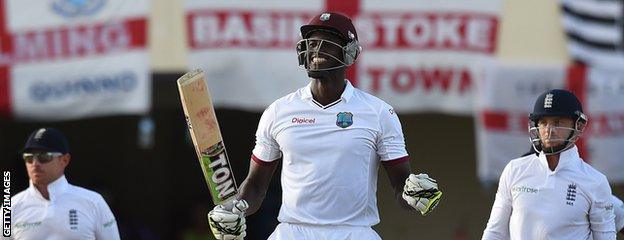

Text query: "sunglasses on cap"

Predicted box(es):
[22, 152, 63, 164]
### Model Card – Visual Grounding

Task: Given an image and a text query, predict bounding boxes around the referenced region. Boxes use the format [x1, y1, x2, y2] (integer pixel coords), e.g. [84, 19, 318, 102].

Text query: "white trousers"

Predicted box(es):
[268, 222, 382, 240]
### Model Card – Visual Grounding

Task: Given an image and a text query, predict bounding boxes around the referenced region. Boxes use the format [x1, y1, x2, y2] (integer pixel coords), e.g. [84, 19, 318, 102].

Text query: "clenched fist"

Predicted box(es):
[402, 173, 442, 216]
[208, 199, 249, 240]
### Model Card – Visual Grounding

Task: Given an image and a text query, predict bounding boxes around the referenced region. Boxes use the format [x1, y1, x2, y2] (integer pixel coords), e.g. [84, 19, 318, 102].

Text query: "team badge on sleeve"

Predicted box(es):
[336, 112, 353, 128]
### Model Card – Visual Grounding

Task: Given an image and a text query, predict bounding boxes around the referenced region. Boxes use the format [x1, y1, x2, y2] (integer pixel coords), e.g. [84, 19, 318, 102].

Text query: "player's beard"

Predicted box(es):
[307, 68, 346, 80]
[307, 69, 329, 78]
[306, 52, 344, 79]
[542, 138, 564, 147]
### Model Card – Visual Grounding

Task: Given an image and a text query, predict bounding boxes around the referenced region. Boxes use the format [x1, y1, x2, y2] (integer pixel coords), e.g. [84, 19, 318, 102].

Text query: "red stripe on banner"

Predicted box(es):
[186, 11, 497, 54]
[186, 11, 314, 50]
[566, 63, 587, 105]
[0, 0, 9, 66]
[482, 111, 508, 131]
[0, 0, 5, 34]
[127, 18, 148, 48]
[0, 66, 10, 118]
[488, 16, 500, 55]
[4, 18, 147, 64]
[185, 2, 499, 66]
[361, 13, 498, 54]
[565, 63, 588, 161]
[325, 0, 360, 85]
[186, 12, 194, 49]
[0, 0, 10, 118]
[590, 113, 624, 137]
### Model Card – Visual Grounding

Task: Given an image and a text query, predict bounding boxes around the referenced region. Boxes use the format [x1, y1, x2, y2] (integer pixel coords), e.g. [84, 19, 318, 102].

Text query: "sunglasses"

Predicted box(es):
[22, 152, 63, 164]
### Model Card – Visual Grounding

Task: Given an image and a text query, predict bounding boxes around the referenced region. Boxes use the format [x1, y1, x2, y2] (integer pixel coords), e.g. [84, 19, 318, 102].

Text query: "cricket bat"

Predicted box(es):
[177, 69, 238, 205]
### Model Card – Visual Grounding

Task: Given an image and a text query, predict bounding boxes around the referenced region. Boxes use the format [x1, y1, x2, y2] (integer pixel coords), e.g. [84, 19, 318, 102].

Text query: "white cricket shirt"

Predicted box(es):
[613, 195, 624, 232]
[7, 175, 120, 240]
[252, 80, 409, 227]
[482, 146, 616, 240]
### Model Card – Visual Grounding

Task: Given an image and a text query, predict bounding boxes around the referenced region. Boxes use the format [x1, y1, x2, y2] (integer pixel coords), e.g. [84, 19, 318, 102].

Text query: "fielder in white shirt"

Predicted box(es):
[206, 12, 443, 240]
[6, 128, 120, 240]
[482, 89, 616, 240]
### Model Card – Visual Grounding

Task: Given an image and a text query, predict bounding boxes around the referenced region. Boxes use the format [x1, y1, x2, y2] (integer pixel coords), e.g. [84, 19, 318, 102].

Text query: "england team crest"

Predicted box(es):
[336, 112, 353, 128]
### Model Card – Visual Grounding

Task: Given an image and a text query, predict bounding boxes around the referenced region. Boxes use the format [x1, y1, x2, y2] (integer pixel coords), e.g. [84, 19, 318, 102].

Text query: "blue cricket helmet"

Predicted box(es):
[529, 89, 585, 122]
[528, 89, 588, 155]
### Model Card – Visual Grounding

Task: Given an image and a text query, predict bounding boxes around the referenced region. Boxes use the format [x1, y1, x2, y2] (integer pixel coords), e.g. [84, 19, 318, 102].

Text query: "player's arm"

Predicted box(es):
[207, 157, 278, 240]
[588, 178, 617, 239]
[238, 101, 281, 215]
[237, 157, 279, 215]
[481, 163, 513, 240]
[208, 102, 280, 240]
[384, 159, 443, 215]
[611, 195, 624, 236]
[94, 195, 121, 240]
[382, 158, 414, 210]
[378, 104, 441, 215]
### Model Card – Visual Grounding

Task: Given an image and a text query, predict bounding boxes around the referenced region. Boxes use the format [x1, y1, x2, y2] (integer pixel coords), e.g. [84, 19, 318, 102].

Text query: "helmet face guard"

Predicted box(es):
[527, 89, 587, 155]
[528, 114, 587, 155]
[298, 12, 362, 77]
[296, 36, 360, 73]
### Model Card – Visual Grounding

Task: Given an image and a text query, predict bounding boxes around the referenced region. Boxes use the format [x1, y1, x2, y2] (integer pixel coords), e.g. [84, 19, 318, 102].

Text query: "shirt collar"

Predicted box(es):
[538, 145, 581, 173]
[29, 175, 69, 202]
[300, 80, 355, 103]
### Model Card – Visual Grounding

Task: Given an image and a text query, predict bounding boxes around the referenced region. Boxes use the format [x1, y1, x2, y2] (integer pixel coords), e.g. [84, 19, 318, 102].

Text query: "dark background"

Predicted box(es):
[1, 73, 622, 239]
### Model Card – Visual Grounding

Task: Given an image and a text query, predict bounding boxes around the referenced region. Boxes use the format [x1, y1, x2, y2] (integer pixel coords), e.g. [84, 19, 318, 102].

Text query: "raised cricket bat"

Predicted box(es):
[177, 69, 238, 205]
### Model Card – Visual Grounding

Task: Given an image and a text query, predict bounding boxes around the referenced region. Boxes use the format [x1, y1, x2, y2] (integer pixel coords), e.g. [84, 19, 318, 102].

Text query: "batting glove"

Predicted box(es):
[402, 173, 443, 216]
[207, 199, 249, 240]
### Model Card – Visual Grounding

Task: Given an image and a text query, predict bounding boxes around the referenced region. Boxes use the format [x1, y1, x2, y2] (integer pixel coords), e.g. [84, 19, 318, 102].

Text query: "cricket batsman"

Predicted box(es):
[206, 12, 443, 239]
[482, 89, 616, 239]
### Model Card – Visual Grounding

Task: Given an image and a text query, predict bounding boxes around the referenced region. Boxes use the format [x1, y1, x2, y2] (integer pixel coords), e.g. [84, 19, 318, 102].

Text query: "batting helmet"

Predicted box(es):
[528, 89, 587, 155]
[296, 12, 362, 75]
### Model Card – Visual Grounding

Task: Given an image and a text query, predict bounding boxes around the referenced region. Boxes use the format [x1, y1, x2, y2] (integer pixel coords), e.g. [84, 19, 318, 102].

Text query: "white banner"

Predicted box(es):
[11, 52, 149, 120]
[186, 0, 502, 114]
[476, 62, 624, 183]
[2, 0, 150, 121]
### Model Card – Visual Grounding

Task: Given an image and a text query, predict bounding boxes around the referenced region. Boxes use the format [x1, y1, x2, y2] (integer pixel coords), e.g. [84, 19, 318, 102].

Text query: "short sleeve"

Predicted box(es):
[588, 177, 616, 234]
[251, 102, 282, 162]
[376, 104, 408, 161]
[95, 195, 120, 240]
